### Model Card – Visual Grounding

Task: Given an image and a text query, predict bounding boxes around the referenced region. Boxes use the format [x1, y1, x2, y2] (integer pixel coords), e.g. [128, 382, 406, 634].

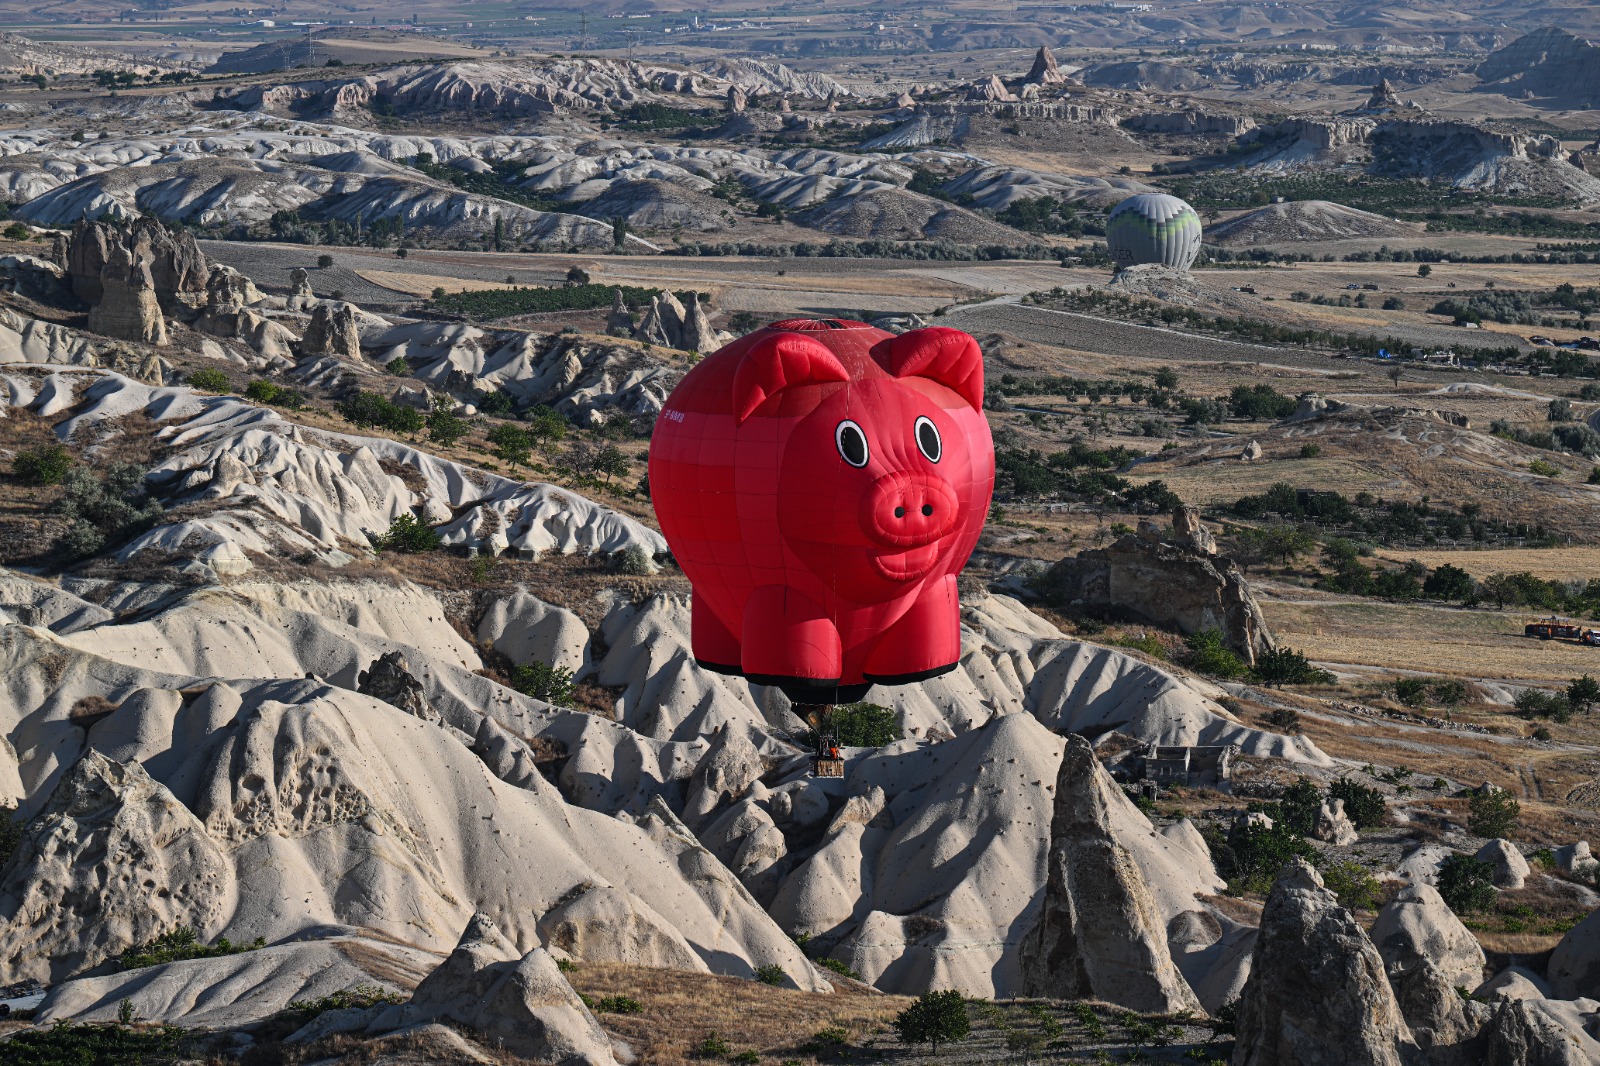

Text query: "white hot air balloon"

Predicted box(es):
[1106, 192, 1203, 272]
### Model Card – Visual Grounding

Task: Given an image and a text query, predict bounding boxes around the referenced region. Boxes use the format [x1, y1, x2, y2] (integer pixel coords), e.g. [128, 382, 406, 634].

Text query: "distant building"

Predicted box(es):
[1139, 743, 1237, 787]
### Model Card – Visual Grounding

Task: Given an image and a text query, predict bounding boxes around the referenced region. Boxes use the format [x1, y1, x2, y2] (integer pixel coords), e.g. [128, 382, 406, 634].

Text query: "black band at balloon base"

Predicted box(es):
[696, 659, 959, 705]
[862, 661, 959, 686]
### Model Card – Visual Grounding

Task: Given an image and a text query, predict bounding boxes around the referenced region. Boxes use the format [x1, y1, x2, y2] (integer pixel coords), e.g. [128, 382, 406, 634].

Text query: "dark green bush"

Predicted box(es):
[1274, 779, 1323, 836]
[1265, 707, 1303, 734]
[371, 513, 440, 554]
[1208, 819, 1320, 895]
[824, 702, 901, 747]
[1431, 679, 1470, 708]
[816, 957, 861, 981]
[120, 927, 266, 971]
[1394, 677, 1430, 708]
[1329, 778, 1386, 829]
[1567, 674, 1600, 715]
[1468, 787, 1521, 839]
[52, 463, 163, 559]
[692, 1033, 732, 1058]
[335, 391, 424, 435]
[12, 443, 73, 486]
[1423, 563, 1475, 601]
[5, 1021, 194, 1065]
[286, 984, 404, 1019]
[243, 379, 304, 409]
[1437, 854, 1498, 914]
[753, 963, 786, 986]
[894, 990, 971, 1052]
[487, 423, 532, 469]
[478, 389, 516, 417]
[185, 367, 231, 392]
[426, 409, 469, 447]
[1227, 384, 1298, 421]
[1185, 628, 1248, 680]
[509, 660, 575, 704]
[594, 994, 643, 1014]
[1252, 646, 1334, 687]
[1322, 861, 1383, 910]
[1515, 687, 1571, 722]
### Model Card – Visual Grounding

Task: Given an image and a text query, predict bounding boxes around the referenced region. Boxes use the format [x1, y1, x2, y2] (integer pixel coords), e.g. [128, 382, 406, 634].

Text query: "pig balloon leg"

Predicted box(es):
[864, 574, 961, 683]
[691, 589, 742, 673]
[740, 584, 843, 686]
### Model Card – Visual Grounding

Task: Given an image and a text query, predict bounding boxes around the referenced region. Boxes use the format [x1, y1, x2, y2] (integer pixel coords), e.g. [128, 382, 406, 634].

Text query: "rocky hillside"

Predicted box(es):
[1206, 200, 1420, 246]
[1475, 26, 1600, 109]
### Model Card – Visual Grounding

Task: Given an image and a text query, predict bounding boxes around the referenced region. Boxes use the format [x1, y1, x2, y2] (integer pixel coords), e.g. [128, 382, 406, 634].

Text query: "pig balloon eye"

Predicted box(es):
[835, 420, 869, 468]
[915, 416, 942, 463]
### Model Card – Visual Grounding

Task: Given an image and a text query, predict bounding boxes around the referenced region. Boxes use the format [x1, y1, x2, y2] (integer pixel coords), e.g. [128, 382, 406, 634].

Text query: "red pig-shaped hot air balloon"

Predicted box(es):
[649, 319, 994, 702]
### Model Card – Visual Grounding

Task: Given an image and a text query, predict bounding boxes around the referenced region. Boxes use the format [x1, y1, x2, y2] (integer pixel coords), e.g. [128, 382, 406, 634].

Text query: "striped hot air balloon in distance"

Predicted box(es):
[1105, 192, 1203, 272]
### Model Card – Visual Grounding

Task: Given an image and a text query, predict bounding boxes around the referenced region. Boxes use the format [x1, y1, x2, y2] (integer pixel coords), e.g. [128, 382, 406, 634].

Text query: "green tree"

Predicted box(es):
[1422, 563, 1474, 602]
[1260, 524, 1317, 565]
[1567, 674, 1600, 715]
[12, 444, 73, 486]
[1436, 854, 1497, 914]
[1393, 677, 1430, 708]
[478, 389, 515, 417]
[1184, 628, 1248, 680]
[1467, 787, 1521, 839]
[1153, 366, 1179, 390]
[388, 406, 425, 438]
[1322, 861, 1382, 910]
[1431, 678, 1470, 710]
[893, 990, 970, 1053]
[592, 443, 630, 484]
[1329, 778, 1386, 829]
[526, 406, 568, 447]
[565, 265, 591, 286]
[487, 424, 532, 470]
[385, 356, 409, 375]
[611, 216, 629, 247]
[1211, 819, 1319, 894]
[822, 703, 901, 747]
[509, 660, 575, 704]
[317, 254, 334, 269]
[1515, 687, 1570, 722]
[1275, 779, 1323, 836]
[1480, 573, 1519, 610]
[1252, 646, 1332, 687]
[186, 367, 231, 392]
[426, 409, 468, 447]
[372, 513, 440, 554]
[1417, 264, 1432, 278]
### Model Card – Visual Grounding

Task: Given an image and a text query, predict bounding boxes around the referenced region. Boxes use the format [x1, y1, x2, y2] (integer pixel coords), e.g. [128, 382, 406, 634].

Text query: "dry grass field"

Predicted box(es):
[568, 963, 905, 1066]
[357, 269, 523, 297]
[1372, 546, 1600, 581]
[1260, 597, 1600, 681]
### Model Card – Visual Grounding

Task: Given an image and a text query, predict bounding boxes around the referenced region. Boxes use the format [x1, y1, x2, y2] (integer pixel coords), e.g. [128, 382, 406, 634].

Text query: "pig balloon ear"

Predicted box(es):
[878, 327, 985, 411]
[733, 331, 850, 424]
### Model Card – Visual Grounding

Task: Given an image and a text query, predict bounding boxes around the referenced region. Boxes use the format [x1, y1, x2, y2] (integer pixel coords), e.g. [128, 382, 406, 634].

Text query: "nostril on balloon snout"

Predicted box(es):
[921, 504, 933, 516]
[894, 506, 906, 518]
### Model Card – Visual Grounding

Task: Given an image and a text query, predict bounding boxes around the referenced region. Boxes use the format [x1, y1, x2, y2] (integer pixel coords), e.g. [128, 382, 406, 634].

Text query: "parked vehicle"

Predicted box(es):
[1526, 619, 1584, 640]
